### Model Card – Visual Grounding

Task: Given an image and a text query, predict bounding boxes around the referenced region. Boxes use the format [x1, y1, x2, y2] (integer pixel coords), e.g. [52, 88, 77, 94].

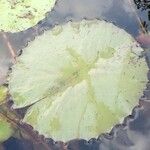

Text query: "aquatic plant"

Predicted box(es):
[0, 0, 56, 32]
[0, 86, 14, 142]
[8, 20, 148, 141]
[134, 0, 150, 10]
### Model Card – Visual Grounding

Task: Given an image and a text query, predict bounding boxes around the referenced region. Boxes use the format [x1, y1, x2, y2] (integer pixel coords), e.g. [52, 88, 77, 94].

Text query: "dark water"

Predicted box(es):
[1, 0, 150, 149]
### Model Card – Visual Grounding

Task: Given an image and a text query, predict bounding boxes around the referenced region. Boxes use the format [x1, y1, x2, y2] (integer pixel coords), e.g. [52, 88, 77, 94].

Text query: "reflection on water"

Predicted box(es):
[0, 0, 150, 149]
[42, 0, 139, 36]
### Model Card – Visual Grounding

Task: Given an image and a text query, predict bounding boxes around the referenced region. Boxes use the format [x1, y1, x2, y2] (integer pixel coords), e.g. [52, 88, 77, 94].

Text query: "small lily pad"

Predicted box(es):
[0, 86, 14, 142]
[9, 20, 148, 141]
[0, 0, 56, 32]
[0, 117, 14, 142]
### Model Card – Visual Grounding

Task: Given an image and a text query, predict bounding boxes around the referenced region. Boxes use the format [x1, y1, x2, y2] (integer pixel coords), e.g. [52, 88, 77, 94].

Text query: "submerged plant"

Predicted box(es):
[8, 20, 148, 142]
[0, 0, 56, 32]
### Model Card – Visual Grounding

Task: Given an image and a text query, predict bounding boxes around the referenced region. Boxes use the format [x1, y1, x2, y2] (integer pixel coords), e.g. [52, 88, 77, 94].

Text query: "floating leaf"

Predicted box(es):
[0, 86, 7, 105]
[9, 20, 148, 141]
[0, 86, 14, 142]
[0, 0, 56, 32]
[0, 116, 14, 142]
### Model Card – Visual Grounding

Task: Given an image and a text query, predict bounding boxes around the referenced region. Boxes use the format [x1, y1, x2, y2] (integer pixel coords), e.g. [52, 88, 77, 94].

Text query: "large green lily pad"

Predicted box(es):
[0, 0, 56, 32]
[9, 20, 148, 141]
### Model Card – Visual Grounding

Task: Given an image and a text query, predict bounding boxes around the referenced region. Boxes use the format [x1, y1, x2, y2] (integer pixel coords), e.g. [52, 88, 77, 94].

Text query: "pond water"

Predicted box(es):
[1, 0, 150, 149]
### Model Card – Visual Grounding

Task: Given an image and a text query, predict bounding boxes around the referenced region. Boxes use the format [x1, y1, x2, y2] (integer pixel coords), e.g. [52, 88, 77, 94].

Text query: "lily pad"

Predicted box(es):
[0, 86, 14, 142]
[0, 0, 56, 32]
[9, 20, 148, 141]
[0, 117, 14, 142]
[0, 86, 7, 105]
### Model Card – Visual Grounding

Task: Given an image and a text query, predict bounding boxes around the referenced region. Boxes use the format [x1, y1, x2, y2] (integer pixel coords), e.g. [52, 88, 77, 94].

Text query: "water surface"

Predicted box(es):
[1, 0, 150, 149]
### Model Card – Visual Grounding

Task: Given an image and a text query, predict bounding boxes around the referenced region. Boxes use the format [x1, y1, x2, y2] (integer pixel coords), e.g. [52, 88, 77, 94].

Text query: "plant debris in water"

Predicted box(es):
[0, 0, 56, 32]
[8, 20, 148, 142]
[134, 0, 150, 10]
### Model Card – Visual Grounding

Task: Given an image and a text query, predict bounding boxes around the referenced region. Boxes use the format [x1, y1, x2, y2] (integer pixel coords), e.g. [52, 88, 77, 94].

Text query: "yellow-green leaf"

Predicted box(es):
[0, 86, 14, 142]
[0, 117, 14, 142]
